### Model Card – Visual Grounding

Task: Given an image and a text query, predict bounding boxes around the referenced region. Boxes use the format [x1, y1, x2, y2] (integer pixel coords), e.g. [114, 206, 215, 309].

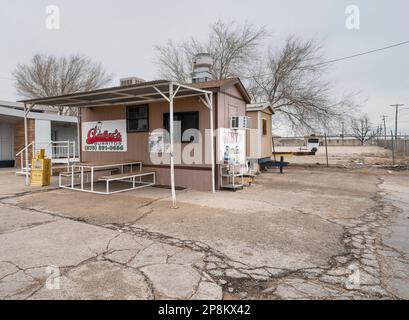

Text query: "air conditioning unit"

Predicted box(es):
[230, 116, 250, 130]
[120, 77, 146, 86]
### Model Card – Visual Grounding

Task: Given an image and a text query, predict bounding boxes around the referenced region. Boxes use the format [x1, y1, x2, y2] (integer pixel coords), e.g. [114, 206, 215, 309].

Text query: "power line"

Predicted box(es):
[315, 40, 409, 66]
[399, 112, 409, 119]
[242, 39, 409, 80]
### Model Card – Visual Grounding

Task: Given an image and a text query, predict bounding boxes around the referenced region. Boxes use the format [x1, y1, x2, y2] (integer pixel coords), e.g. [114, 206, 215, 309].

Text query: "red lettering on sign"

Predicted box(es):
[86, 127, 122, 144]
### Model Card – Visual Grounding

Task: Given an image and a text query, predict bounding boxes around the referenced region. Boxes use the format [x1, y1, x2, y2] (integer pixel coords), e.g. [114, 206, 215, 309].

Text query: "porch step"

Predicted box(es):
[16, 169, 31, 176]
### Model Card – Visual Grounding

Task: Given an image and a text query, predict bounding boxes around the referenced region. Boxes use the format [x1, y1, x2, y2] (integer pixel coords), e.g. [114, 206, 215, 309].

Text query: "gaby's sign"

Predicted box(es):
[82, 120, 127, 152]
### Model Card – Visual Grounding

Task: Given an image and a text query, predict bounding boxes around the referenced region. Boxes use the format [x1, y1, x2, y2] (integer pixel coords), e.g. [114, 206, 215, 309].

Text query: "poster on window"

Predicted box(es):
[218, 128, 246, 165]
[82, 120, 127, 152]
[149, 130, 170, 154]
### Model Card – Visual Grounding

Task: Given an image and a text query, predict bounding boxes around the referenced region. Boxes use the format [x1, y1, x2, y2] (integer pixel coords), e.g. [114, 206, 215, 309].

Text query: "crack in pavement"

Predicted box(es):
[0, 187, 59, 202]
[101, 176, 403, 299]
[129, 195, 171, 224]
[0, 219, 59, 236]
[1, 174, 406, 300]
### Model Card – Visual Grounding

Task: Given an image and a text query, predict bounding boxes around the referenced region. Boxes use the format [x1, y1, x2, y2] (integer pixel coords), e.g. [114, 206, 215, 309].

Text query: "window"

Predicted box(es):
[262, 119, 267, 135]
[308, 138, 319, 144]
[163, 112, 199, 143]
[127, 105, 149, 132]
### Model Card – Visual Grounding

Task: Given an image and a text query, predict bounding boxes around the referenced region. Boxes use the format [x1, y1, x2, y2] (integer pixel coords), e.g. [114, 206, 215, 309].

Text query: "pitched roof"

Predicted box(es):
[191, 78, 251, 103]
[246, 103, 275, 114]
[190, 78, 237, 89]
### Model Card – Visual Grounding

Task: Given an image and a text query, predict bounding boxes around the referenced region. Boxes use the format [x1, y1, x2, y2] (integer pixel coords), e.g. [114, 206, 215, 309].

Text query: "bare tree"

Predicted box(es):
[351, 114, 378, 145]
[156, 25, 358, 132]
[154, 19, 267, 82]
[13, 54, 112, 115]
[248, 36, 359, 133]
[155, 41, 192, 83]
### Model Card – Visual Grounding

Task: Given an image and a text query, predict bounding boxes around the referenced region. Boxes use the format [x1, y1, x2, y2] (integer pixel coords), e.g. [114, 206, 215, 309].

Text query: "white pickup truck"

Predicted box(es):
[307, 136, 320, 153]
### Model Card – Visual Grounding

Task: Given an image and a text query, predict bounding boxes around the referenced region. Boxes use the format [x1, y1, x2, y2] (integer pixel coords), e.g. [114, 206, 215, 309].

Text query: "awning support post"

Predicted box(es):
[23, 103, 35, 186]
[23, 103, 29, 186]
[207, 93, 215, 193]
[210, 93, 216, 193]
[77, 107, 81, 162]
[200, 93, 216, 193]
[169, 82, 177, 209]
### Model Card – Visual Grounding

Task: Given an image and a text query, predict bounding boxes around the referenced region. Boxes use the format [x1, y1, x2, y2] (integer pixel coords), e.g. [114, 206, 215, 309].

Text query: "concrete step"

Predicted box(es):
[16, 170, 30, 176]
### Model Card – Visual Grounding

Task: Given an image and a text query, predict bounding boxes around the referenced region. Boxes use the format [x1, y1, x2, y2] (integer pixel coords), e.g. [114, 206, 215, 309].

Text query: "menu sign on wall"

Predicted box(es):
[218, 128, 246, 165]
[82, 120, 127, 152]
[149, 130, 170, 154]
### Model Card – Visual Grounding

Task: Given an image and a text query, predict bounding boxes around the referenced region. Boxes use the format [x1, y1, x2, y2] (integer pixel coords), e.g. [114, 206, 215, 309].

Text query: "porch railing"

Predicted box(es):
[15, 140, 78, 175]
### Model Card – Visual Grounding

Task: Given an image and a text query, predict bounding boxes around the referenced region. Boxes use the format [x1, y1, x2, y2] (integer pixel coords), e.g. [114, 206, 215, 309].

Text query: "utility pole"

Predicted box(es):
[324, 133, 329, 168]
[381, 115, 388, 147]
[377, 125, 381, 144]
[390, 104, 404, 141]
[391, 130, 395, 166]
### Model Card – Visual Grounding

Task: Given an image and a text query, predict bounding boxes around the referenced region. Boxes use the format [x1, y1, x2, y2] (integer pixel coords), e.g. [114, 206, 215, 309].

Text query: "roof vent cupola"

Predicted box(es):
[191, 53, 213, 83]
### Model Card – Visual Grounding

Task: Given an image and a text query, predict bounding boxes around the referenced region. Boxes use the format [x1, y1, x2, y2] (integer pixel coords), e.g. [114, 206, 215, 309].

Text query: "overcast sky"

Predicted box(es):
[1, 0, 408, 134]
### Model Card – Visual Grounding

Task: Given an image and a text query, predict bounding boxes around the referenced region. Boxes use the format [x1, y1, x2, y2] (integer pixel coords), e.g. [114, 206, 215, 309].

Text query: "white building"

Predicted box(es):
[0, 100, 78, 169]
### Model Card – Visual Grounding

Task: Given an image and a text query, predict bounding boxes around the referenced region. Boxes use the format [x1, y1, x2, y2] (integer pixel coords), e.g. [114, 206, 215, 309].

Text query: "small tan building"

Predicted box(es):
[21, 78, 251, 192]
[80, 78, 250, 191]
[245, 103, 274, 171]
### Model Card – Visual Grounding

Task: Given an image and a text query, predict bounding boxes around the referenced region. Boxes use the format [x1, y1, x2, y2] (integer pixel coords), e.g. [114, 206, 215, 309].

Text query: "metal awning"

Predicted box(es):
[19, 80, 212, 108]
[19, 81, 216, 208]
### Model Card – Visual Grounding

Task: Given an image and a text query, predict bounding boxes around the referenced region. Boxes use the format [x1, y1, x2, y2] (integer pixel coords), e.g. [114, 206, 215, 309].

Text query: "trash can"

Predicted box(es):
[30, 149, 51, 187]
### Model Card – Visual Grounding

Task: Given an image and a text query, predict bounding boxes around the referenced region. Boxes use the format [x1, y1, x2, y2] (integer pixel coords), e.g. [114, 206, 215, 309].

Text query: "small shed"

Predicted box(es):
[245, 103, 275, 172]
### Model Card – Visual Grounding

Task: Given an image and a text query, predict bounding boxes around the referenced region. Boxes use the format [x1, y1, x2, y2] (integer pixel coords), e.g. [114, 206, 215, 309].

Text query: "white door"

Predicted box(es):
[35, 120, 52, 158]
[0, 122, 13, 161]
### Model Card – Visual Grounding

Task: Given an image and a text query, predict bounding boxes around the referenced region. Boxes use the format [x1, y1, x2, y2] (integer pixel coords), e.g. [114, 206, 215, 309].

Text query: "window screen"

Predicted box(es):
[127, 105, 149, 132]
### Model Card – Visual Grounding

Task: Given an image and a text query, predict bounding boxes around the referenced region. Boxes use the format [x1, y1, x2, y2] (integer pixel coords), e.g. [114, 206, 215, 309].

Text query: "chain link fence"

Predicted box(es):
[377, 138, 409, 156]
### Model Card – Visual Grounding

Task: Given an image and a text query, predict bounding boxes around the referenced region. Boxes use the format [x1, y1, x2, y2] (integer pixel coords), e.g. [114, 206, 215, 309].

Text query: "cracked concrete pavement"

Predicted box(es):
[0, 149, 408, 300]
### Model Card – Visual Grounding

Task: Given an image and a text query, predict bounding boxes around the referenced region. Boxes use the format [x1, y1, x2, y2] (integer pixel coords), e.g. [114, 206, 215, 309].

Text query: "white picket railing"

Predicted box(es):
[15, 140, 79, 175]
